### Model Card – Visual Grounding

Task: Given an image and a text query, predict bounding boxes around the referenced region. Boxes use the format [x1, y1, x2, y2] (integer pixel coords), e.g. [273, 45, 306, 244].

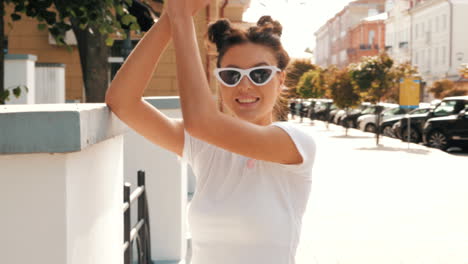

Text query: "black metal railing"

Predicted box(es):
[123, 170, 152, 264]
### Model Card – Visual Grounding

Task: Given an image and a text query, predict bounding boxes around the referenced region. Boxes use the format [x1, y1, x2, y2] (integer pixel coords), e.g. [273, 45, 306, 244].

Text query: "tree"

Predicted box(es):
[284, 58, 316, 98]
[296, 67, 326, 99]
[349, 52, 395, 145]
[442, 86, 468, 97]
[460, 63, 468, 79]
[328, 69, 361, 135]
[1, 0, 154, 103]
[429, 79, 454, 99]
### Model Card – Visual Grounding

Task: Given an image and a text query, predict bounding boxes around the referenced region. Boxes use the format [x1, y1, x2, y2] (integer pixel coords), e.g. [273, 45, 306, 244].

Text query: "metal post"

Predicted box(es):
[407, 114, 411, 149]
[138, 170, 152, 264]
[124, 183, 131, 264]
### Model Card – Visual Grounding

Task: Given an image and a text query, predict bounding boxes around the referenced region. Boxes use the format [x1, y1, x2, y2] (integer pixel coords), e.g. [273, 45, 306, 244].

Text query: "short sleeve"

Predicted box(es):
[181, 130, 213, 167]
[182, 130, 204, 166]
[271, 122, 317, 174]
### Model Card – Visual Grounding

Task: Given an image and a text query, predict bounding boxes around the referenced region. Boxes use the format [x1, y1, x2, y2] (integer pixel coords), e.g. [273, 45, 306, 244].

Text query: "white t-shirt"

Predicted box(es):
[182, 121, 316, 264]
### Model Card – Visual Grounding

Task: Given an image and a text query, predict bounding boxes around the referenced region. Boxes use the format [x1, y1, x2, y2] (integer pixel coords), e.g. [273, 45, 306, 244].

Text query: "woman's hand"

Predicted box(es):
[166, 0, 211, 20]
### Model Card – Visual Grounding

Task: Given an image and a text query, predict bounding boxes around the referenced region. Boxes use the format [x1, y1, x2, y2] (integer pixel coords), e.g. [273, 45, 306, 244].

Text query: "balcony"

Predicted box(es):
[399, 41, 409, 49]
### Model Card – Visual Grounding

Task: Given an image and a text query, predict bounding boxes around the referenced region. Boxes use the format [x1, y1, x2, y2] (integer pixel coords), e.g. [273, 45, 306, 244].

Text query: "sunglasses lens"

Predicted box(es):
[219, 70, 241, 85]
[250, 68, 273, 84]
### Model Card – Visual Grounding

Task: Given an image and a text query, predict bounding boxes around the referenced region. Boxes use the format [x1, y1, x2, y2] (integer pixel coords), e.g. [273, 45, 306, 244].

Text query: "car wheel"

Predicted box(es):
[401, 128, 420, 143]
[364, 123, 377, 133]
[427, 131, 449, 150]
[382, 125, 395, 138]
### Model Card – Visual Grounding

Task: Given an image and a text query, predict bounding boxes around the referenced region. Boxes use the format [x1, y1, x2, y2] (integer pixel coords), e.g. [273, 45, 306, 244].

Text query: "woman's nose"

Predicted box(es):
[237, 75, 253, 90]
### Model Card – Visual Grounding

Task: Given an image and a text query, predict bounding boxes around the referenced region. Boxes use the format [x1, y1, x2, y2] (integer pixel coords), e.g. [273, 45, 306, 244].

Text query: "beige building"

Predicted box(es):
[409, 0, 468, 84]
[385, 0, 412, 64]
[4, 0, 251, 103]
[314, 0, 387, 68]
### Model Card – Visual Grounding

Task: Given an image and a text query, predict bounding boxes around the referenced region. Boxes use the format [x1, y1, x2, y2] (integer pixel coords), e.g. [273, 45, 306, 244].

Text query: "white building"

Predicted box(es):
[385, 0, 412, 64]
[409, 0, 468, 84]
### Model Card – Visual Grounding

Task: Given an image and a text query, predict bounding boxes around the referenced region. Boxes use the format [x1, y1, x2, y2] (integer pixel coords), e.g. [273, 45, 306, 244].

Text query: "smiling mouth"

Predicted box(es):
[236, 97, 260, 105]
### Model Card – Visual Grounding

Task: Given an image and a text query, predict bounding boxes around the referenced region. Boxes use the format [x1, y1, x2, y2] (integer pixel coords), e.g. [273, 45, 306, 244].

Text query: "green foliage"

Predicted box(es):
[348, 52, 395, 103]
[296, 68, 326, 99]
[429, 79, 454, 99]
[459, 63, 468, 78]
[0, 85, 29, 104]
[328, 69, 360, 109]
[430, 79, 468, 98]
[3, 0, 141, 48]
[285, 59, 317, 98]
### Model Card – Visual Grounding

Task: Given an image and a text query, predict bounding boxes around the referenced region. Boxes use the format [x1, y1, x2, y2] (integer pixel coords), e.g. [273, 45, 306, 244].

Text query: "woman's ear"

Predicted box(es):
[279, 71, 286, 86]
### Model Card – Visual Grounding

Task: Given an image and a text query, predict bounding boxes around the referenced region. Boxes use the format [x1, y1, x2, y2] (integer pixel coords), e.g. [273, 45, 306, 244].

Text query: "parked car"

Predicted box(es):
[393, 107, 434, 142]
[333, 109, 348, 125]
[340, 103, 372, 128]
[310, 99, 335, 121]
[380, 116, 403, 138]
[421, 96, 468, 150]
[396, 96, 468, 143]
[423, 107, 468, 150]
[356, 104, 402, 133]
[328, 108, 341, 123]
[299, 100, 312, 120]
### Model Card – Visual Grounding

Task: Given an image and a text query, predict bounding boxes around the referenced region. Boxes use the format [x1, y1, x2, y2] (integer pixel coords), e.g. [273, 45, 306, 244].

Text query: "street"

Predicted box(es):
[294, 119, 468, 264]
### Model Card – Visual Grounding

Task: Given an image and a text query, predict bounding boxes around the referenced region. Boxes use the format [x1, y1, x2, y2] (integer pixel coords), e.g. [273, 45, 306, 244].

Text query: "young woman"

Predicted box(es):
[106, 1, 316, 263]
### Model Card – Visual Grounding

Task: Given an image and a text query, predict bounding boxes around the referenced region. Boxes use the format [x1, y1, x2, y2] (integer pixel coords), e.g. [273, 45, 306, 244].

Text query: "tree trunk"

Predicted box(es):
[375, 105, 383, 145]
[0, 3, 5, 104]
[71, 20, 110, 103]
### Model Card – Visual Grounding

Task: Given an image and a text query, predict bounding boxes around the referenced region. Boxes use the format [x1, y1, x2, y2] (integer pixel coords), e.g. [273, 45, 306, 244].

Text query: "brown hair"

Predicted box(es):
[208, 16, 290, 121]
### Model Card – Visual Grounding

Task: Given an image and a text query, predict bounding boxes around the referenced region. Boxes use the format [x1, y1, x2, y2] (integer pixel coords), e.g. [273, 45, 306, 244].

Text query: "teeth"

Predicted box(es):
[238, 98, 257, 103]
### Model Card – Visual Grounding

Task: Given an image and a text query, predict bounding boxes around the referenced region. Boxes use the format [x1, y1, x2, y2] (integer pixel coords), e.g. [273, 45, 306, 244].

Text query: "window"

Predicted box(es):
[435, 16, 439, 32]
[369, 30, 376, 45]
[433, 100, 457, 117]
[435, 47, 439, 66]
[443, 14, 447, 30]
[109, 39, 140, 80]
[415, 51, 419, 65]
[442, 46, 447, 64]
[422, 50, 425, 68]
[428, 48, 432, 69]
[415, 24, 419, 39]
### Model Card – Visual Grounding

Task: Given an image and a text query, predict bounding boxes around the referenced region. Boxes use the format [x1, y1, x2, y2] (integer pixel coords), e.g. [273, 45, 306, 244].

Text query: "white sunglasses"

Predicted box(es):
[214, 65, 281, 87]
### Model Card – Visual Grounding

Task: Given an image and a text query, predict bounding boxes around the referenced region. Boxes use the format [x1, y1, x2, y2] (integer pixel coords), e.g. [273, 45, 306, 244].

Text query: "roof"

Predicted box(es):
[443, 96, 468, 100]
[363, 12, 388, 21]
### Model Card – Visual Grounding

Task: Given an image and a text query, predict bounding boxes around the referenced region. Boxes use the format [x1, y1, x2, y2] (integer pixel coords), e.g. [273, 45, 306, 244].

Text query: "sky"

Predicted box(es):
[243, 0, 355, 59]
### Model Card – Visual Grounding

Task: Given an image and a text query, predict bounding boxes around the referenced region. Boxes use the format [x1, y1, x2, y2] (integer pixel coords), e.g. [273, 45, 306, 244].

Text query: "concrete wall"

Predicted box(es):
[0, 104, 127, 264]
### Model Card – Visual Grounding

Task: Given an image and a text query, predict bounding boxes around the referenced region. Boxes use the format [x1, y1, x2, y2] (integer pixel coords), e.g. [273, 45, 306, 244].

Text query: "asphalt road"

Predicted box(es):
[294, 119, 468, 264]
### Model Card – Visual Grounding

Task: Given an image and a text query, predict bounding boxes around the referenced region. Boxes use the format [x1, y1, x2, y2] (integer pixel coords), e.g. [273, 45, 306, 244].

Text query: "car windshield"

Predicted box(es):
[433, 100, 457, 116]
[361, 106, 376, 114]
[383, 107, 402, 116]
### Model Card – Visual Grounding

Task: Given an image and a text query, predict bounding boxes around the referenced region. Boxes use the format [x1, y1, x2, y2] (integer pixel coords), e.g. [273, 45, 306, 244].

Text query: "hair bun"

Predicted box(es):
[256, 15, 282, 37]
[208, 19, 232, 51]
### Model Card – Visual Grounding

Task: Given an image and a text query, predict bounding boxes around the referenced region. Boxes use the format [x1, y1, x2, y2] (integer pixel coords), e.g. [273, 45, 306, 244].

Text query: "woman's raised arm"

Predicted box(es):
[167, 2, 302, 165]
[105, 13, 185, 156]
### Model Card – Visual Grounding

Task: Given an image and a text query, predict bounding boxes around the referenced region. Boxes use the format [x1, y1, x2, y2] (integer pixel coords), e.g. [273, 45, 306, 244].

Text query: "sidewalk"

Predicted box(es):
[293, 119, 468, 264]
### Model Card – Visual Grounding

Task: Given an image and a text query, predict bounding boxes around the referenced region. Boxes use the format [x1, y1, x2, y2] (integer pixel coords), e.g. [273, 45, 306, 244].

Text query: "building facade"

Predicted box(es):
[385, 0, 412, 64]
[409, 0, 468, 86]
[348, 13, 387, 65]
[314, 0, 387, 68]
[4, 0, 251, 103]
